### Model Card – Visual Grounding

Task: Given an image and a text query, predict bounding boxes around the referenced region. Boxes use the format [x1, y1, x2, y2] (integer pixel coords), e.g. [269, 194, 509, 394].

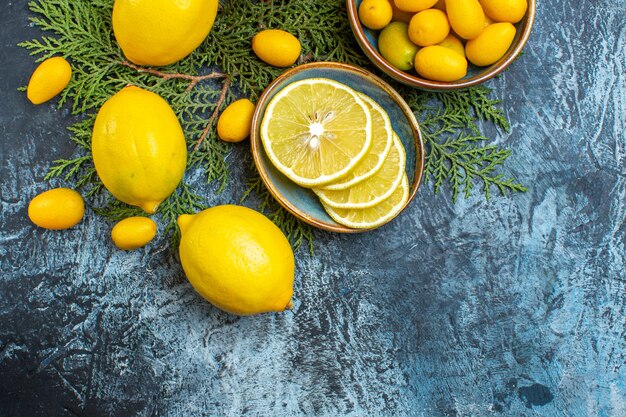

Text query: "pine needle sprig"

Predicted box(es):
[157, 182, 207, 247]
[44, 155, 91, 182]
[399, 85, 524, 201]
[422, 127, 527, 201]
[92, 199, 144, 222]
[468, 85, 511, 131]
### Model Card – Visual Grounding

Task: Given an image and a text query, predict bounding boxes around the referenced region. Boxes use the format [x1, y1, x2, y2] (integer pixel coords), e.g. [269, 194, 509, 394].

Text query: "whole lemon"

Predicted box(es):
[252, 29, 301, 67]
[358, 0, 393, 30]
[446, 0, 486, 40]
[92, 86, 187, 214]
[177, 205, 295, 316]
[112, 0, 218, 66]
[414, 45, 468, 81]
[465, 22, 516, 66]
[111, 217, 157, 250]
[217, 98, 256, 143]
[378, 21, 420, 71]
[28, 188, 84, 230]
[26, 57, 71, 105]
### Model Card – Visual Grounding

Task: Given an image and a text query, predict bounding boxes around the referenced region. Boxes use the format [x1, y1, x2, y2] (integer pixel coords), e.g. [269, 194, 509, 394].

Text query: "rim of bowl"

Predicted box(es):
[250, 61, 425, 233]
[346, 0, 537, 91]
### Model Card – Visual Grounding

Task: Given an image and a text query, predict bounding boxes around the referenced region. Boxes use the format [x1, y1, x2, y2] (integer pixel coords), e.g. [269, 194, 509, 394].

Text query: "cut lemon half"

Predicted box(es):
[321, 92, 394, 191]
[260, 78, 372, 187]
[323, 174, 410, 229]
[314, 132, 406, 209]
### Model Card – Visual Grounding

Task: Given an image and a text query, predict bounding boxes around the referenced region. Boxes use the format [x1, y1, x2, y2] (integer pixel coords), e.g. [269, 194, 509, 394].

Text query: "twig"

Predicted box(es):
[298, 53, 314, 64]
[120, 60, 227, 91]
[194, 77, 231, 151]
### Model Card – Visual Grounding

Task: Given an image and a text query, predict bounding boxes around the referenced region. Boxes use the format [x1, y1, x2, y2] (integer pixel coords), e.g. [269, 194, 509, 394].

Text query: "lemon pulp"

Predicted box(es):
[314, 133, 406, 209]
[260, 78, 372, 187]
[321, 92, 393, 190]
[323, 175, 410, 229]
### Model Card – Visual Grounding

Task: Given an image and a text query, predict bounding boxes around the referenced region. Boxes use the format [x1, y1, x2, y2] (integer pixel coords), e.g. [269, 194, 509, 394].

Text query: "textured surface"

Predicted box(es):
[1, 0, 624, 416]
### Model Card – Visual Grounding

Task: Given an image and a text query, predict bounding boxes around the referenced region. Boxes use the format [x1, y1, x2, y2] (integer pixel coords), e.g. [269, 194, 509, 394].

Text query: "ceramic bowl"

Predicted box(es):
[346, 0, 536, 90]
[250, 62, 425, 233]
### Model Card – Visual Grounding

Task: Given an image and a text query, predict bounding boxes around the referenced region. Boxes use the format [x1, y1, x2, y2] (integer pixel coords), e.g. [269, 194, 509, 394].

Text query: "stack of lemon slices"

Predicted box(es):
[260, 78, 409, 229]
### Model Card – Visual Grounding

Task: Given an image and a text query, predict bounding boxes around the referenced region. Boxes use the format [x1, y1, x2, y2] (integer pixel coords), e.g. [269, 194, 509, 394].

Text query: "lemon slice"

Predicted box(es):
[314, 132, 406, 209]
[323, 175, 410, 229]
[321, 93, 393, 191]
[260, 78, 372, 187]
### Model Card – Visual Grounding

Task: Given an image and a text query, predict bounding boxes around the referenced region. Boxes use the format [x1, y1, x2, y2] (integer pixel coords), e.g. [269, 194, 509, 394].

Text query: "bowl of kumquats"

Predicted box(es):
[346, 0, 536, 90]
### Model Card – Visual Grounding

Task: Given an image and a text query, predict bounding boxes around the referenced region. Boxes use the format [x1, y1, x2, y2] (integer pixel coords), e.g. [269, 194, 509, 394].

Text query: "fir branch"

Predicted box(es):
[44, 155, 91, 181]
[401, 85, 523, 201]
[65, 116, 96, 149]
[468, 86, 511, 131]
[194, 77, 231, 151]
[156, 182, 206, 247]
[92, 199, 144, 222]
[120, 60, 227, 92]
[423, 130, 527, 201]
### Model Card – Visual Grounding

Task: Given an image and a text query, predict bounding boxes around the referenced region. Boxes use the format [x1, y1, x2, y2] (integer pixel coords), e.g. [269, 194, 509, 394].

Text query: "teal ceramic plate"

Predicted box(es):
[346, 0, 536, 90]
[250, 62, 425, 233]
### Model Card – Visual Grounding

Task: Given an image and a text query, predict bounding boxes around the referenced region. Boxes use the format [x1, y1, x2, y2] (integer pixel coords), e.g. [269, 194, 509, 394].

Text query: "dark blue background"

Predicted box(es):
[1, 1, 624, 416]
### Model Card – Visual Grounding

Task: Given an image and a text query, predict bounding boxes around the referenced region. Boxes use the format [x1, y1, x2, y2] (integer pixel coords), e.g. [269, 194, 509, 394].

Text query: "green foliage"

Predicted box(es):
[20, 0, 526, 252]
[401, 85, 526, 201]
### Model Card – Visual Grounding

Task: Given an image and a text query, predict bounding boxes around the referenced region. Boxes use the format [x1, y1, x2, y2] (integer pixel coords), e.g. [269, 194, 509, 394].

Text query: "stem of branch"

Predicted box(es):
[120, 61, 227, 90]
[194, 77, 231, 151]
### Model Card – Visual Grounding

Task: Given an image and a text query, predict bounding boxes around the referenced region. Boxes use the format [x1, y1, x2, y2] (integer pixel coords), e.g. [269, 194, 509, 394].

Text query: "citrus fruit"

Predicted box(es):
[388, 0, 415, 23]
[91, 86, 187, 214]
[112, 0, 218, 66]
[393, 0, 438, 13]
[260, 78, 372, 187]
[408, 8, 450, 46]
[177, 205, 295, 316]
[26, 57, 71, 105]
[28, 188, 84, 230]
[378, 21, 420, 71]
[252, 29, 301, 67]
[484, 14, 495, 28]
[433, 0, 446, 12]
[314, 133, 406, 209]
[323, 174, 409, 229]
[479, 0, 527, 23]
[465, 22, 516, 66]
[111, 217, 157, 250]
[217, 98, 256, 142]
[446, 0, 486, 40]
[358, 0, 393, 30]
[414, 45, 468, 81]
[437, 33, 466, 57]
[321, 93, 393, 191]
